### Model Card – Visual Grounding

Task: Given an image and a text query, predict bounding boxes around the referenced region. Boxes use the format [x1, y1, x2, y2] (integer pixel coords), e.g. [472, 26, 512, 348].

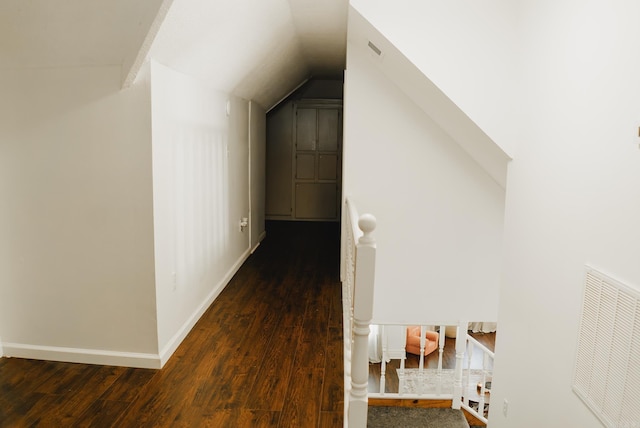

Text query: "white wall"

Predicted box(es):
[0, 59, 266, 368]
[150, 61, 255, 363]
[343, 38, 505, 325]
[0, 65, 158, 363]
[0, 307, 3, 357]
[0, 290, 3, 357]
[349, 0, 520, 158]
[347, 6, 511, 190]
[347, 2, 640, 426]
[490, 1, 640, 427]
[249, 101, 267, 249]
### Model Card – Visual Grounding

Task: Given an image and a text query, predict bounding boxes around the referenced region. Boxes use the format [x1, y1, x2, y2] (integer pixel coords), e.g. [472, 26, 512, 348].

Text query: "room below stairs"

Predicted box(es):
[366, 329, 495, 428]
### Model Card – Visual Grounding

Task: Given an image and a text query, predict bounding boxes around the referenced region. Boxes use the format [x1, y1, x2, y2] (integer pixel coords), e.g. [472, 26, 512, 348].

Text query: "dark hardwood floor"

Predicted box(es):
[0, 221, 344, 428]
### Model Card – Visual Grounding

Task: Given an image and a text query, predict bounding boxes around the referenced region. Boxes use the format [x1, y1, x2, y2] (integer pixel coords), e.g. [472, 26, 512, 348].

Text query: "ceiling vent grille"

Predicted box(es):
[367, 41, 382, 56]
[573, 266, 640, 427]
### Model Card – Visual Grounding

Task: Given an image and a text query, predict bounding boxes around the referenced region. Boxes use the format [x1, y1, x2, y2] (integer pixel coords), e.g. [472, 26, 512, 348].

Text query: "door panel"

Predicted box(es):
[296, 108, 317, 151]
[295, 183, 337, 219]
[267, 102, 342, 221]
[318, 109, 339, 151]
[296, 154, 315, 179]
[318, 154, 338, 180]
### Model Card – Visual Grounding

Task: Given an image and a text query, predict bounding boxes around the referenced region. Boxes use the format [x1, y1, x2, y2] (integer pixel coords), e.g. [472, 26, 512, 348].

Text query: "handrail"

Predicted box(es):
[460, 331, 493, 424]
[466, 334, 495, 359]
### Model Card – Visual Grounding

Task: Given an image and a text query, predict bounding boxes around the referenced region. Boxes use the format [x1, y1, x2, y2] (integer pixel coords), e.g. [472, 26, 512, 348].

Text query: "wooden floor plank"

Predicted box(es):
[319, 410, 344, 428]
[278, 367, 324, 428]
[74, 399, 133, 428]
[0, 359, 60, 394]
[176, 409, 281, 428]
[32, 362, 88, 394]
[98, 367, 157, 402]
[0, 391, 47, 427]
[322, 326, 345, 413]
[244, 326, 299, 410]
[12, 391, 69, 427]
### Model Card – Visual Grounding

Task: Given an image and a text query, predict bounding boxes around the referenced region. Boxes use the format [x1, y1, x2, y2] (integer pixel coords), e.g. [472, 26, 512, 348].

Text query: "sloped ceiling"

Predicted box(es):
[0, 0, 164, 69]
[348, 7, 510, 188]
[0, 0, 347, 111]
[149, 0, 347, 110]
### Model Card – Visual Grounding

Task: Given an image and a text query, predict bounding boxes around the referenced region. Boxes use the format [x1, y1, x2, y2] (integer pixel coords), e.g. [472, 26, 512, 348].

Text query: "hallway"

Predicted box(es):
[0, 221, 344, 427]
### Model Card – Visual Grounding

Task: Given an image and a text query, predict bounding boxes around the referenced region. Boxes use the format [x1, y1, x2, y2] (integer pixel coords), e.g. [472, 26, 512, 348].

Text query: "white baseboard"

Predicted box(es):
[387, 347, 407, 360]
[157, 247, 253, 367]
[2, 342, 161, 368]
[1, 248, 256, 369]
[0, 337, 4, 357]
[251, 230, 267, 254]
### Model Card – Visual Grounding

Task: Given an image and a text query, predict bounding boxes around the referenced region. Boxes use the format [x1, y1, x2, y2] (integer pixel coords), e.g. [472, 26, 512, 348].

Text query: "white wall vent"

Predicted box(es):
[367, 41, 382, 56]
[573, 266, 640, 428]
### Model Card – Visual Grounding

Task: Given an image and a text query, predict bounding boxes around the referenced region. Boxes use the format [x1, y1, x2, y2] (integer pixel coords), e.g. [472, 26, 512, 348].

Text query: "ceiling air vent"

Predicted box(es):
[367, 41, 382, 56]
[573, 266, 640, 427]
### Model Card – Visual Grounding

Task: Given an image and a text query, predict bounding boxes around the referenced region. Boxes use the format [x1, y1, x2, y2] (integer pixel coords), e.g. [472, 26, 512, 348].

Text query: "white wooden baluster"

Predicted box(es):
[348, 214, 376, 428]
[436, 324, 446, 395]
[419, 325, 426, 364]
[437, 325, 446, 371]
[461, 334, 494, 424]
[343, 199, 358, 424]
[477, 350, 487, 419]
[451, 320, 468, 410]
[464, 335, 474, 407]
[418, 325, 426, 395]
[379, 325, 386, 395]
[399, 327, 406, 396]
[343, 217, 355, 386]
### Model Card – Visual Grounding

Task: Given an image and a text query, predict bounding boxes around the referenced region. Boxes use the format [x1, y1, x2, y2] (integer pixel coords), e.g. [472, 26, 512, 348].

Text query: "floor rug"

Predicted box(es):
[400, 368, 491, 419]
[399, 368, 489, 395]
[368, 407, 470, 428]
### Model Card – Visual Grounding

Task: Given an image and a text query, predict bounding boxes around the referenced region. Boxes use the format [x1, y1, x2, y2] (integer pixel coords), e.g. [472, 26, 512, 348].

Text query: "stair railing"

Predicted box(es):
[342, 198, 376, 428]
[369, 322, 467, 401]
[460, 333, 494, 424]
[341, 199, 493, 426]
[368, 322, 493, 425]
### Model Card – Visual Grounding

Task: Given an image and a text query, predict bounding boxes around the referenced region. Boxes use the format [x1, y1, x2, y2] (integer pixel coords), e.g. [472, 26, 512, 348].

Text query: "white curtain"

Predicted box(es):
[469, 322, 497, 333]
[368, 324, 383, 363]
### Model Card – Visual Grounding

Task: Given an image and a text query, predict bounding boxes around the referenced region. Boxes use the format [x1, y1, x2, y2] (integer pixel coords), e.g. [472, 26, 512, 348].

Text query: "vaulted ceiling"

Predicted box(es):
[0, 0, 347, 110]
[0, 0, 164, 69]
[149, 0, 347, 109]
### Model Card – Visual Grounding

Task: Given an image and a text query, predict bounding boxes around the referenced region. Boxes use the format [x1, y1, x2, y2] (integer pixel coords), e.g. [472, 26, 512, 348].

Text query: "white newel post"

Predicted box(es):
[349, 214, 376, 428]
[451, 320, 468, 410]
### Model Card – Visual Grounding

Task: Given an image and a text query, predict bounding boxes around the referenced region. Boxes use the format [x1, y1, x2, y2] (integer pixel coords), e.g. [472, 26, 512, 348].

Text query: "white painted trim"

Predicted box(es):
[157, 247, 253, 367]
[0, 337, 4, 357]
[265, 77, 310, 113]
[2, 342, 161, 369]
[251, 231, 267, 254]
[121, 0, 175, 88]
[386, 348, 406, 360]
[248, 101, 254, 249]
[1, 248, 255, 369]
